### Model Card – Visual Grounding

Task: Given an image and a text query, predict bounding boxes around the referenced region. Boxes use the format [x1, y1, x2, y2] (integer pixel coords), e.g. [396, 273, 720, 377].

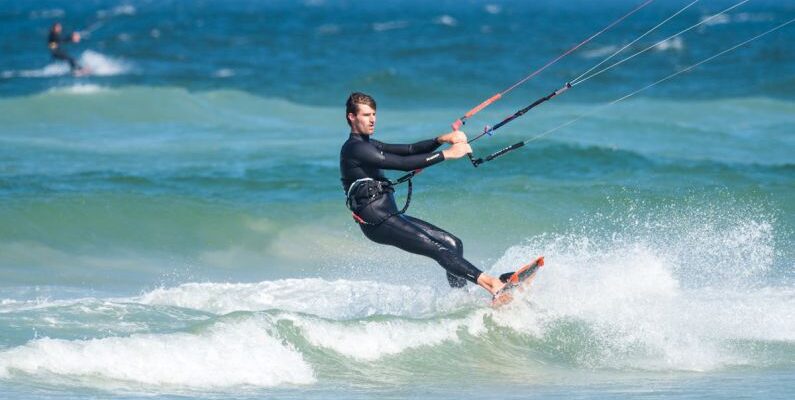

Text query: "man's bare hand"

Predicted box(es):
[437, 130, 468, 144]
[442, 142, 473, 159]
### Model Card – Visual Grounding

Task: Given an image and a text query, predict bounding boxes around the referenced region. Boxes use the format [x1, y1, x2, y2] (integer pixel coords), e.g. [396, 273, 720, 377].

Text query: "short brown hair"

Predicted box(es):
[346, 92, 376, 126]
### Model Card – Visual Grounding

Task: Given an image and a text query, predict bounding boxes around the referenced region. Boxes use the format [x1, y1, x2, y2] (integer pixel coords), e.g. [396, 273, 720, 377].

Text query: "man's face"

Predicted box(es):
[54, 24, 62, 33]
[348, 104, 376, 135]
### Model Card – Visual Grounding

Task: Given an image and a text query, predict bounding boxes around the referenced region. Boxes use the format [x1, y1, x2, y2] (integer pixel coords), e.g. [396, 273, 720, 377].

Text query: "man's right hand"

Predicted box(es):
[442, 142, 473, 160]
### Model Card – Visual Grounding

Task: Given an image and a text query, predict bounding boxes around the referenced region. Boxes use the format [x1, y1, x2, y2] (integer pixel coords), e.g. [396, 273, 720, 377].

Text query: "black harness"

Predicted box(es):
[344, 175, 415, 225]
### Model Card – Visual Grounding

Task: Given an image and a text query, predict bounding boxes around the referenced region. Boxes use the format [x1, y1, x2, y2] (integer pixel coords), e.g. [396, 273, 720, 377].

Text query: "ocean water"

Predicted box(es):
[1, 0, 794, 398]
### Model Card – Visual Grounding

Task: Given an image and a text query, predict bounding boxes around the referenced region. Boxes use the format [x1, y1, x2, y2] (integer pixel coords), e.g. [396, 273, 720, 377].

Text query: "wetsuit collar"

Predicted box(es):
[349, 132, 370, 141]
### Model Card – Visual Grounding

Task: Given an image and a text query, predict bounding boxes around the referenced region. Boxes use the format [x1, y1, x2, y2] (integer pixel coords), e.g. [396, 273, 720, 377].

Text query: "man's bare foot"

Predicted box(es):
[476, 274, 506, 296]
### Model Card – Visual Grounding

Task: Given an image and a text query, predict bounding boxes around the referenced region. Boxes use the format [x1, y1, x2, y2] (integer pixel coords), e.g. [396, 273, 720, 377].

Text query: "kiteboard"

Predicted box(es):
[491, 256, 544, 307]
[73, 67, 92, 77]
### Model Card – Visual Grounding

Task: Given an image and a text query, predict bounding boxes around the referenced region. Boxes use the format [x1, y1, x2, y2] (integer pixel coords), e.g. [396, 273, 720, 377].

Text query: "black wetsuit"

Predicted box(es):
[48, 31, 79, 70]
[340, 133, 483, 287]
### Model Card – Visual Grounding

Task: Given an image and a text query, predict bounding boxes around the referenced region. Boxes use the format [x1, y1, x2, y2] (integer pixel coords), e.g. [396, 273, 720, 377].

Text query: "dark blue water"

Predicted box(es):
[3, 0, 794, 104]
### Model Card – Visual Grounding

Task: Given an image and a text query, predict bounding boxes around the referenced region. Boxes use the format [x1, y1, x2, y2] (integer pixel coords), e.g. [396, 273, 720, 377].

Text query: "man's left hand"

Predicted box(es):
[437, 130, 467, 144]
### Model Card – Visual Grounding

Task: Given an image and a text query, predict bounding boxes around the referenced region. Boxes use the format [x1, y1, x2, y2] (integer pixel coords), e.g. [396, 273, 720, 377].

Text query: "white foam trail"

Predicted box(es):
[0, 317, 314, 389]
[48, 84, 107, 94]
[14, 63, 71, 78]
[78, 50, 131, 76]
[3, 51, 130, 79]
[139, 278, 476, 319]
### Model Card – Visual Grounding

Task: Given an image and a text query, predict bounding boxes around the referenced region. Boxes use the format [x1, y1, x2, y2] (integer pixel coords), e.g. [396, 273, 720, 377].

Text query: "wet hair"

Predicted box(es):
[345, 92, 376, 126]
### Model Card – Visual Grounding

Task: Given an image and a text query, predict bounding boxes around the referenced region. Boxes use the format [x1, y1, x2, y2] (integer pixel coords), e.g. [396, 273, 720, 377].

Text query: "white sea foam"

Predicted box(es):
[139, 278, 475, 319]
[213, 68, 235, 78]
[700, 12, 774, 27]
[701, 13, 731, 26]
[2, 199, 788, 377]
[0, 317, 314, 389]
[97, 4, 136, 19]
[134, 208, 790, 371]
[29, 9, 65, 19]
[287, 311, 487, 361]
[13, 63, 71, 78]
[0, 296, 85, 314]
[48, 84, 107, 94]
[484, 4, 502, 15]
[654, 36, 684, 52]
[434, 15, 458, 27]
[580, 45, 620, 59]
[373, 20, 409, 32]
[482, 204, 792, 371]
[78, 50, 131, 76]
[733, 12, 775, 23]
[3, 51, 131, 79]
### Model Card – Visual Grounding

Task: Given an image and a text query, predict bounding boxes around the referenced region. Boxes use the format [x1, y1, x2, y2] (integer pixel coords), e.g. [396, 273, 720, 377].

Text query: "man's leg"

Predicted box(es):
[402, 216, 467, 288]
[52, 49, 79, 71]
[362, 215, 505, 295]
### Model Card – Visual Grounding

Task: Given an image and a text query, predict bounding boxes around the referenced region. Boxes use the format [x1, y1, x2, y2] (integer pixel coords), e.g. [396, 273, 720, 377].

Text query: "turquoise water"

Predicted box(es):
[1, 0, 794, 398]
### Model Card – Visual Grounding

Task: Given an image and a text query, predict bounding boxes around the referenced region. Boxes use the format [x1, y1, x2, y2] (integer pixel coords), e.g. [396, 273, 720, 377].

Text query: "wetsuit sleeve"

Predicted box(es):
[49, 33, 74, 46]
[375, 138, 441, 156]
[353, 141, 445, 171]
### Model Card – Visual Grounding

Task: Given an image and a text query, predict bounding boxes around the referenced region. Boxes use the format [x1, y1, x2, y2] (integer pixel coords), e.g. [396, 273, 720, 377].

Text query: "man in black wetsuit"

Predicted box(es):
[340, 92, 508, 297]
[48, 22, 83, 73]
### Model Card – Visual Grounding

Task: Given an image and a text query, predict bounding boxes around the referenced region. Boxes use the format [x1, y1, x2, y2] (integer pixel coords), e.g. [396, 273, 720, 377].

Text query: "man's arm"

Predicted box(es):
[375, 130, 466, 156]
[354, 140, 472, 172]
[375, 138, 441, 156]
[54, 32, 80, 45]
[353, 141, 445, 172]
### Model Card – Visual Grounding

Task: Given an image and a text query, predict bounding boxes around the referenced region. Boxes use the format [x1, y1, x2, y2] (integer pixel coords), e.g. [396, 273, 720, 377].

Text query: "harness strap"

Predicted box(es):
[348, 174, 416, 226]
[345, 177, 375, 199]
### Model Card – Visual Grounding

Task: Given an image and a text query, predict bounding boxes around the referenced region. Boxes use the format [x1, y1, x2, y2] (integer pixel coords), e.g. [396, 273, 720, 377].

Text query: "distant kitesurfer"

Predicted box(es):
[340, 92, 511, 297]
[48, 22, 85, 74]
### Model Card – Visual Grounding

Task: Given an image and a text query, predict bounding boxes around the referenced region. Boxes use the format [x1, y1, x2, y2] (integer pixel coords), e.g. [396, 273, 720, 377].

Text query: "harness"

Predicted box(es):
[344, 170, 419, 225]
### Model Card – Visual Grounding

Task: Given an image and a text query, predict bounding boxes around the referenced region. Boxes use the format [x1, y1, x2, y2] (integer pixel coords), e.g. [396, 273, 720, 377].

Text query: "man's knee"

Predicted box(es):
[451, 236, 463, 255]
[439, 233, 463, 256]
